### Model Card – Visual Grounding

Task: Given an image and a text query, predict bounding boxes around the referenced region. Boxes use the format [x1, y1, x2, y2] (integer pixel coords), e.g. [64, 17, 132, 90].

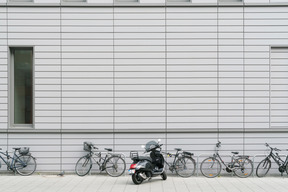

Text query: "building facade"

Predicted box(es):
[0, 0, 288, 173]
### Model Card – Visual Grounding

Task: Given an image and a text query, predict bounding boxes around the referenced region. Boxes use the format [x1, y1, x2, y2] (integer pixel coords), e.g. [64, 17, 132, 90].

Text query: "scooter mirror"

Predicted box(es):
[158, 139, 161, 142]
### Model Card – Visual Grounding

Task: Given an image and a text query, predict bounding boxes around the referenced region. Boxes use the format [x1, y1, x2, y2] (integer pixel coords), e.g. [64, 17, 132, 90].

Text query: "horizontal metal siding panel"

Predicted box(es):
[1, 5, 288, 173]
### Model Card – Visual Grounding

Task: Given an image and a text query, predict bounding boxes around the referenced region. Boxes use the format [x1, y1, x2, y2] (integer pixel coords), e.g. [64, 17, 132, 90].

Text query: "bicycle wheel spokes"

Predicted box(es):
[75, 156, 92, 176]
[200, 157, 221, 178]
[175, 157, 196, 177]
[233, 158, 253, 178]
[105, 156, 126, 177]
[256, 159, 271, 177]
[14, 155, 37, 176]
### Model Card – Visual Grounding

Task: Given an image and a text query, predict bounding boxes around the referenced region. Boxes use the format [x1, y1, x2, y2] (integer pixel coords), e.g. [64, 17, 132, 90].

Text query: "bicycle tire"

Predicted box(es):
[200, 157, 221, 178]
[233, 158, 253, 178]
[75, 156, 92, 176]
[175, 156, 196, 177]
[256, 158, 271, 177]
[14, 155, 37, 176]
[285, 162, 288, 175]
[105, 156, 126, 177]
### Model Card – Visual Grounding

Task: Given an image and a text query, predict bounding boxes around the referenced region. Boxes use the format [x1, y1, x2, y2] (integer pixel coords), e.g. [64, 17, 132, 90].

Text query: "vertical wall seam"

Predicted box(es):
[165, 0, 167, 151]
[113, 2, 115, 152]
[60, 4, 63, 172]
[6, 1, 8, 151]
[243, 3, 245, 154]
[217, 1, 219, 142]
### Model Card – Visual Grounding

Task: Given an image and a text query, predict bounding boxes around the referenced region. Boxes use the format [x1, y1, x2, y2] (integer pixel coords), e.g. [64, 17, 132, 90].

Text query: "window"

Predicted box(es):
[10, 48, 33, 127]
[270, 47, 288, 128]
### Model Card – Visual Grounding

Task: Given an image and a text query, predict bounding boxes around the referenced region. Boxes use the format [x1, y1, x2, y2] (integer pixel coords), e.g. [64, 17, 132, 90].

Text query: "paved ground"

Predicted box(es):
[1, 174, 288, 192]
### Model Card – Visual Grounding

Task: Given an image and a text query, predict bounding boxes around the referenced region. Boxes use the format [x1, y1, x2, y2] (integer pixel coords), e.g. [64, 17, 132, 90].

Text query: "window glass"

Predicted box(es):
[13, 49, 33, 124]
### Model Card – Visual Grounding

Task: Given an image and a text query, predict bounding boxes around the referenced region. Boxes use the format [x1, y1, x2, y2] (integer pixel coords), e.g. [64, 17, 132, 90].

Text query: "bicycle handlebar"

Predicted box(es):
[216, 141, 221, 148]
[265, 143, 281, 151]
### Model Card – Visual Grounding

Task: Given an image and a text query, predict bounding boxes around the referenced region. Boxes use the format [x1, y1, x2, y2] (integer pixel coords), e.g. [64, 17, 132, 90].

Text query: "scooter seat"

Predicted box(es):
[137, 156, 152, 162]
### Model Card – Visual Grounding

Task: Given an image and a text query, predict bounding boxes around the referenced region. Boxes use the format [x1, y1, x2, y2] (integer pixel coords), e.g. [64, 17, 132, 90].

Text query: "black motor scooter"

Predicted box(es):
[128, 140, 167, 185]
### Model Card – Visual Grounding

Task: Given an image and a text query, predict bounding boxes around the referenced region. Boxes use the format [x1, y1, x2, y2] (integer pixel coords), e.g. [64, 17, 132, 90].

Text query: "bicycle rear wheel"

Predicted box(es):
[105, 156, 126, 177]
[256, 158, 271, 177]
[75, 156, 92, 176]
[175, 156, 196, 177]
[200, 157, 221, 178]
[14, 155, 37, 176]
[233, 158, 253, 178]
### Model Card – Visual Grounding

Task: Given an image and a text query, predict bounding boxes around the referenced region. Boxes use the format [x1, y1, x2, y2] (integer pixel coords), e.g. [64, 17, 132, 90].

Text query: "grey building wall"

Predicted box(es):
[0, 1, 288, 173]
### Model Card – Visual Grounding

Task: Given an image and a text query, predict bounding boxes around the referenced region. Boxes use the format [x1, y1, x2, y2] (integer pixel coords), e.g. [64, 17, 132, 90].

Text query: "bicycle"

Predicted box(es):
[162, 148, 196, 177]
[0, 147, 37, 176]
[200, 141, 253, 178]
[256, 143, 288, 177]
[75, 142, 126, 177]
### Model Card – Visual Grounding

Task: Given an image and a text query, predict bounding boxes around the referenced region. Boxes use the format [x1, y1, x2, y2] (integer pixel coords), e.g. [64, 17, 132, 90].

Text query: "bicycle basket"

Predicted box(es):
[19, 147, 30, 155]
[83, 142, 93, 152]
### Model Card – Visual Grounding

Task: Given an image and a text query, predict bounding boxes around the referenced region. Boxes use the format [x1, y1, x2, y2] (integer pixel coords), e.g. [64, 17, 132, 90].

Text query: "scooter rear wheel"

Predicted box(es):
[161, 171, 167, 180]
[132, 172, 143, 185]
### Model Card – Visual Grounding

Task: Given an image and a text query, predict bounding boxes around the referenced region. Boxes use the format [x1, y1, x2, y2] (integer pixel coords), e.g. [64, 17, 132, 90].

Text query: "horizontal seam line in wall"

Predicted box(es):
[33, 84, 272, 85]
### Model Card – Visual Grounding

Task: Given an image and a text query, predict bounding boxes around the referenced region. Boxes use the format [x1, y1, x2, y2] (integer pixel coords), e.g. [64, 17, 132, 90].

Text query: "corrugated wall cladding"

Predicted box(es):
[0, 5, 288, 173]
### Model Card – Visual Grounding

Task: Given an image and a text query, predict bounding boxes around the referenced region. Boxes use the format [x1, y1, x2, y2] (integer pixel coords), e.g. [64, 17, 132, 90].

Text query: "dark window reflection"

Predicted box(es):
[14, 49, 33, 124]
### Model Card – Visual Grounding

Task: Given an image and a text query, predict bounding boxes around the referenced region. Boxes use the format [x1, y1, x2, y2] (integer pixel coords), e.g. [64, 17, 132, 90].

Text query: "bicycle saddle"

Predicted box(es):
[13, 148, 20, 150]
[175, 148, 182, 151]
[231, 151, 239, 155]
[105, 148, 112, 152]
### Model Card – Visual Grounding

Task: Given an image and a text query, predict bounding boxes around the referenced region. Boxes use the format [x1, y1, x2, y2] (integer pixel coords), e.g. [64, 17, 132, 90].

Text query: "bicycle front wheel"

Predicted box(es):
[256, 158, 271, 177]
[105, 156, 126, 177]
[233, 158, 253, 178]
[75, 156, 92, 176]
[200, 157, 221, 178]
[14, 155, 37, 176]
[175, 156, 196, 177]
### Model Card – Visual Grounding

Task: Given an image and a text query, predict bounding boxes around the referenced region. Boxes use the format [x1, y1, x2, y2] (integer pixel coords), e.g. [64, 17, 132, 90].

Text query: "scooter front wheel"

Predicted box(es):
[132, 172, 143, 185]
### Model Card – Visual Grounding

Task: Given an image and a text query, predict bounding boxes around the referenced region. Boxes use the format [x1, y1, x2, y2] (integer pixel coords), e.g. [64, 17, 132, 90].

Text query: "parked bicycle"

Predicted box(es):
[256, 143, 288, 177]
[200, 141, 253, 178]
[0, 147, 37, 176]
[162, 148, 196, 177]
[75, 142, 126, 177]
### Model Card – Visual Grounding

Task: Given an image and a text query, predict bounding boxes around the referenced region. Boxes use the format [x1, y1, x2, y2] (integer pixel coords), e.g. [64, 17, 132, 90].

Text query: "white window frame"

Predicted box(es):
[9, 47, 34, 129]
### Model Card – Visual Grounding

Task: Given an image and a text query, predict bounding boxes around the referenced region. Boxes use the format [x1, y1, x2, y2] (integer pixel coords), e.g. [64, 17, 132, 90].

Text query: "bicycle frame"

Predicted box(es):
[266, 147, 288, 168]
[89, 151, 111, 170]
[213, 152, 235, 170]
[0, 150, 22, 170]
[163, 151, 181, 170]
[212, 144, 247, 171]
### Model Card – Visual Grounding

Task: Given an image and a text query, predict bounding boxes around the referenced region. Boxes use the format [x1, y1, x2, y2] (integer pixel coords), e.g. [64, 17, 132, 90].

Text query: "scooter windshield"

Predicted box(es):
[145, 141, 158, 152]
